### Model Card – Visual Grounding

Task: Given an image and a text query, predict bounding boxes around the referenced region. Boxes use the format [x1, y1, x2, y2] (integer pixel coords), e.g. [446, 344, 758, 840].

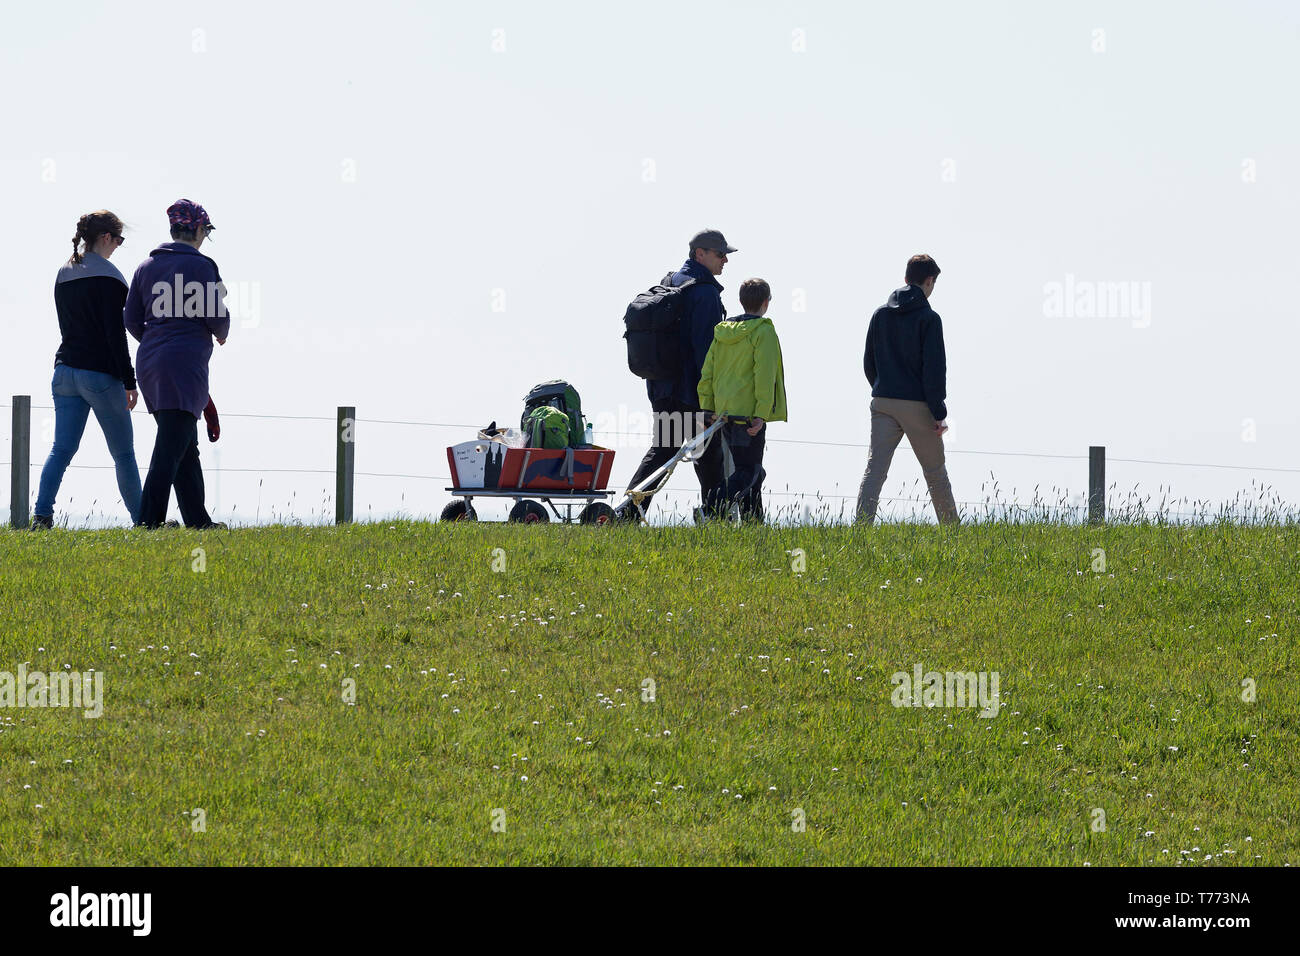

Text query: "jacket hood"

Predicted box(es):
[712, 315, 772, 344]
[885, 284, 928, 312]
[56, 251, 127, 287]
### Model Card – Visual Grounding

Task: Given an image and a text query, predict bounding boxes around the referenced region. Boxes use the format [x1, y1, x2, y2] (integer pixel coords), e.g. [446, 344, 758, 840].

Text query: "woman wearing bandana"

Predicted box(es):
[124, 199, 228, 529]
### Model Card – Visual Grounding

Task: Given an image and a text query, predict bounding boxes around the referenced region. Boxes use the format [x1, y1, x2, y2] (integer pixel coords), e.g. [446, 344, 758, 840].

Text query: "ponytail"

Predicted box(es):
[71, 210, 125, 265]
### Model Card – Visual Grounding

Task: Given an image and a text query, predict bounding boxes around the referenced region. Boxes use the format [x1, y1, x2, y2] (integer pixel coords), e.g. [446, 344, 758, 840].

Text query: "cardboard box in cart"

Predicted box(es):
[446, 441, 614, 491]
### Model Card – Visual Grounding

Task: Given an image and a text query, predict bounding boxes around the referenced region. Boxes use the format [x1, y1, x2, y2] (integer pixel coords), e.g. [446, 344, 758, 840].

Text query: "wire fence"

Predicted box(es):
[4, 401, 1298, 526]
[5, 402, 1300, 474]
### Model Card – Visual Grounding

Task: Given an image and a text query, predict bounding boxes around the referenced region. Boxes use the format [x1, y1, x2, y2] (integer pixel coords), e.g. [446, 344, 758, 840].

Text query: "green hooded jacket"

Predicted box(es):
[696, 315, 787, 422]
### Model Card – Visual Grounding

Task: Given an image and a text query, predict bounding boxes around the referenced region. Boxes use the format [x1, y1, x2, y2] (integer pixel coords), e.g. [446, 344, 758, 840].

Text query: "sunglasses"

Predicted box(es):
[111, 234, 125, 246]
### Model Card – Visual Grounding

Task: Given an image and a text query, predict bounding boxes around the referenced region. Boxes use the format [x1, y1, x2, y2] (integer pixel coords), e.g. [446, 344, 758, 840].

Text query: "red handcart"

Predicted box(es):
[441, 440, 617, 524]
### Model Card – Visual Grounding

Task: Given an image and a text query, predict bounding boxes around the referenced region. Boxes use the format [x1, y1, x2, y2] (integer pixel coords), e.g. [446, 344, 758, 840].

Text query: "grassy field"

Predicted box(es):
[0, 519, 1296, 865]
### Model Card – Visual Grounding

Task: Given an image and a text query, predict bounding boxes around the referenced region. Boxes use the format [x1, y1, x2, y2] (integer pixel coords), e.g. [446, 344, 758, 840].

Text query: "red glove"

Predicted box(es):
[203, 397, 220, 443]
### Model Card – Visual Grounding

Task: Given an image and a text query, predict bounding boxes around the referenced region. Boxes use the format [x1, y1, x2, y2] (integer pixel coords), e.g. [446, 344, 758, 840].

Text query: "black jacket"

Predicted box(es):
[863, 284, 947, 421]
[53, 255, 136, 390]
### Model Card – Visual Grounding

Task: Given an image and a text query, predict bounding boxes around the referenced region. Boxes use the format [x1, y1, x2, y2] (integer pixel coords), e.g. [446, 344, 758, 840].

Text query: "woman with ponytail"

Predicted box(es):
[32, 210, 143, 528]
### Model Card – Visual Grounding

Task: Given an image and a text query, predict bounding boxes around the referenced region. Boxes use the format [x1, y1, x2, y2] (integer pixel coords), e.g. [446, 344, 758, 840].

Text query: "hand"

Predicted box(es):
[702, 410, 717, 424]
[126, 389, 138, 411]
[216, 337, 226, 346]
[203, 398, 220, 443]
[747, 416, 765, 437]
[935, 419, 949, 435]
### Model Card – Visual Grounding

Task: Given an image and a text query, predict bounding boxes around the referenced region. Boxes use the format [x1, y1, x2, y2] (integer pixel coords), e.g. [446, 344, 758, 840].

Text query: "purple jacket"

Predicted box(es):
[124, 243, 230, 418]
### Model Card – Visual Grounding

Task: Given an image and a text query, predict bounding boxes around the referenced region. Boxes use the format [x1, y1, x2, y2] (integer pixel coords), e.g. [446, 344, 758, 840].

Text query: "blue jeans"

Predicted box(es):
[35, 365, 142, 523]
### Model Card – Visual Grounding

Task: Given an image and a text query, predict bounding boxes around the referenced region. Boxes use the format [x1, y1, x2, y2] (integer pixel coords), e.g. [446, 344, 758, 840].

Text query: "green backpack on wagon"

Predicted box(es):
[521, 380, 586, 449]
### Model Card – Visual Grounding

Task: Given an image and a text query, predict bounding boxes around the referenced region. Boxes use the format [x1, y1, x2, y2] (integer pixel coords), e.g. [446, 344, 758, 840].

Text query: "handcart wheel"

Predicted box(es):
[578, 502, 616, 526]
[508, 500, 550, 524]
[440, 500, 478, 522]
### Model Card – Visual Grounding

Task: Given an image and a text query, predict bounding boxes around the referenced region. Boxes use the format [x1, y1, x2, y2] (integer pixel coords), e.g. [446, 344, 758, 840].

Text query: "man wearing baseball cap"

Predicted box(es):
[124, 199, 228, 529]
[616, 228, 735, 521]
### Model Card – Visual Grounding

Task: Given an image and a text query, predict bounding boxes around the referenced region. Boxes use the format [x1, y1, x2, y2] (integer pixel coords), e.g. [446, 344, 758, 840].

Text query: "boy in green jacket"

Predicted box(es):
[697, 278, 787, 522]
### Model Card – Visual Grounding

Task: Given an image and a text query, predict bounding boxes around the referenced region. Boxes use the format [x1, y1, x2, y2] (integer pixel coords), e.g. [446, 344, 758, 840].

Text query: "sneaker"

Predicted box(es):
[163, 520, 181, 528]
[29, 514, 54, 531]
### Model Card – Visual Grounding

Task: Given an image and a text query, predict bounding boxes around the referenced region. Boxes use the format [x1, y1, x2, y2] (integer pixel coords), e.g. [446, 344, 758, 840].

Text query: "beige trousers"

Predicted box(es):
[855, 397, 959, 524]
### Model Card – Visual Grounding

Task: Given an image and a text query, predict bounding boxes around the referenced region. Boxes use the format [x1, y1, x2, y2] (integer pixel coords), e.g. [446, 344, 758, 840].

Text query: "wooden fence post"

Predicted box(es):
[336, 406, 355, 524]
[1088, 445, 1105, 525]
[10, 396, 30, 529]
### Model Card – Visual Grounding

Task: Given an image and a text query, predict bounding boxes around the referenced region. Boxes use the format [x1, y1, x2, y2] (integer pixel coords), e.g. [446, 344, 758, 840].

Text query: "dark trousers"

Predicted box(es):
[705, 423, 766, 522]
[621, 399, 724, 515]
[137, 409, 213, 528]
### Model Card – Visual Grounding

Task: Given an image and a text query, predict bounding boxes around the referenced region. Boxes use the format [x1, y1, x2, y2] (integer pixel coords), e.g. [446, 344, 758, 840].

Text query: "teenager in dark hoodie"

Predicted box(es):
[32, 211, 143, 528]
[856, 254, 959, 525]
[124, 199, 228, 529]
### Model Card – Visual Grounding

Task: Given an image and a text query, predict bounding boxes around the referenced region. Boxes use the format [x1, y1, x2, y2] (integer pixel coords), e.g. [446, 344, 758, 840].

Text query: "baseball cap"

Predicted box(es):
[689, 228, 736, 254]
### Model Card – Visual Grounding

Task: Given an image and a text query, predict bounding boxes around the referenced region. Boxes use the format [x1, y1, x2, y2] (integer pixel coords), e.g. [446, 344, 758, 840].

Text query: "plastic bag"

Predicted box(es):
[477, 422, 526, 448]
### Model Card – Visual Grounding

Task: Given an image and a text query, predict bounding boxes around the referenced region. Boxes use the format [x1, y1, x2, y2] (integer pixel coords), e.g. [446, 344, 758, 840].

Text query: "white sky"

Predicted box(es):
[2, 0, 1298, 526]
